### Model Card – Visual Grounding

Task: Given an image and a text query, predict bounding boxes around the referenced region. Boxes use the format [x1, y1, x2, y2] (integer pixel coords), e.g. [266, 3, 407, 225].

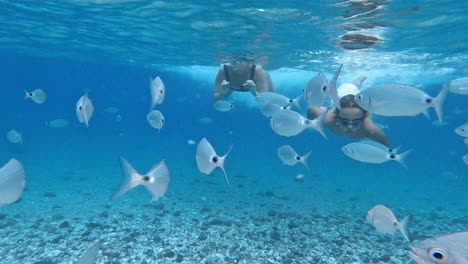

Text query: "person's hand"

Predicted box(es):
[221, 80, 230, 91]
[243, 80, 257, 95]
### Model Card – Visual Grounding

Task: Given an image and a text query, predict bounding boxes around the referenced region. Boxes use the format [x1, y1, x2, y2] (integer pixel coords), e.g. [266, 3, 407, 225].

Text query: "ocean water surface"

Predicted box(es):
[0, 0, 467, 263]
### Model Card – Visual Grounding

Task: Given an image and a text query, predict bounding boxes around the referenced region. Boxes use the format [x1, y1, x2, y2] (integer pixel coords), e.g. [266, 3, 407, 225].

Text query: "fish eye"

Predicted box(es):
[429, 248, 446, 263]
[211, 156, 218, 163]
[78, 106, 82, 111]
[161, 119, 164, 123]
[160, 90, 163, 94]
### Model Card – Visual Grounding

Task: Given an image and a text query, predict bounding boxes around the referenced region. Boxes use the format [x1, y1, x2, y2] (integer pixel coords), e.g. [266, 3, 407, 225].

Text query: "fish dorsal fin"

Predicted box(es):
[328, 64, 343, 110]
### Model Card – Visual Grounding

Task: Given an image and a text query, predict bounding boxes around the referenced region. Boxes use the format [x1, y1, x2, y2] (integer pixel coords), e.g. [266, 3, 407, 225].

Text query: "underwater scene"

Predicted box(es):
[0, 0, 467, 263]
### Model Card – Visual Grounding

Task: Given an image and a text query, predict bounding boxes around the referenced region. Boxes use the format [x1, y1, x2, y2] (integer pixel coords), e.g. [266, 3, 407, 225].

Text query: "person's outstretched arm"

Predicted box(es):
[252, 67, 270, 93]
[365, 121, 389, 146]
[213, 66, 232, 100]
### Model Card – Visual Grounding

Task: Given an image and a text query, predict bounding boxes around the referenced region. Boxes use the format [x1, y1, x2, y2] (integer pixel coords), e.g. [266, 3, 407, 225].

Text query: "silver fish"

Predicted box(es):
[147, 110, 165, 130]
[355, 83, 449, 121]
[260, 103, 289, 117]
[342, 142, 411, 167]
[76, 93, 94, 127]
[366, 205, 411, 241]
[446, 77, 468, 95]
[24, 89, 47, 104]
[0, 158, 26, 206]
[76, 240, 101, 264]
[45, 119, 69, 128]
[455, 123, 468, 137]
[256, 92, 301, 109]
[409, 231, 468, 264]
[112, 157, 169, 201]
[196, 138, 232, 186]
[214, 100, 234, 112]
[359, 140, 399, 154]
[303, 72, 328, 106]
[150, 76, 165, 110]
[270, 109, 326, 139]
[277, 145, 311, 170]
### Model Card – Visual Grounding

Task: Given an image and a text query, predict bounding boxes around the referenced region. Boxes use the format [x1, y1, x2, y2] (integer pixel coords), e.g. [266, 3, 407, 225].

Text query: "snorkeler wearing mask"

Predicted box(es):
[212, 61, 275, 101]
[307, 94, 389, 146]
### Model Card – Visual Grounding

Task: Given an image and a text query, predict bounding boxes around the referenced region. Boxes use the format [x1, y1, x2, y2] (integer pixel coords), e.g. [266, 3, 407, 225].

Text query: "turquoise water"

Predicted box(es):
[0, 1, 467, 263]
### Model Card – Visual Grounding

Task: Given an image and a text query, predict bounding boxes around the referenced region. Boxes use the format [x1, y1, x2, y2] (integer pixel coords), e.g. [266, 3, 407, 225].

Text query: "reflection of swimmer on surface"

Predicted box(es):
[307, 75, 389, 146]
[212, 61, 275, 101]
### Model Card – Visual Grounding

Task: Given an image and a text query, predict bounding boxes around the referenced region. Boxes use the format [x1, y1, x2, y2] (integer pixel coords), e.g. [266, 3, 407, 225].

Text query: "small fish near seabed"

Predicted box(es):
[277, 145, 311, 170]
[455, 123, 468, 137]
[187, 139, 196, 145]
[76, 240, 102, 264]
[6, 129, 23, 144]
[195, 138, 232, 186]
[270, 109, 327, 139]
[409, 231, 468, 264]
[445, 77, 468, 95]
[342, 142, 411, 168]
[147, 110, 165, 130]
[366, 205, 412, 241]
[355, 83, 449, 121]
[76, 93, 94, 127]
[24, 89, 47, 104]
[0, 158, 26, 206]
[214, 100, 234, 112]
[45, 119, 69, 128]
[111, 157, 169, 201]
[149, 76, 165, 110]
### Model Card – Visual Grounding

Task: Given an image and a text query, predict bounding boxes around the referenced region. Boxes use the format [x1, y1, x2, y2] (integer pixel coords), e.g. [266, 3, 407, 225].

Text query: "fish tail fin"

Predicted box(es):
[219, 145, 232, 187]
[352, 75, 367, 89]
[394, 149, 412, 168]
[111, 157, 142, 200]
[292, 94, 302, 110]
[422, 109, 431, 120]
[301, 151, 312, 171]
[329, 64, 343, 110]
[309, 110, 327, 140]
[24, 90, 30, 100]
[397, 215, 412, 242]
[391, 145, 402, 154]
[433, 83, 449, 122]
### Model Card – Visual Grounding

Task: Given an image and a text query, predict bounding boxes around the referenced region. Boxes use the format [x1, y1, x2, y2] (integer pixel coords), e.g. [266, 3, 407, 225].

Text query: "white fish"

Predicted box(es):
[76, 240, 101, 264]
[147, 110, 165, 130]
[366, 205, 411, 241]
[463, 154, 468, 166]
[455, 123, 468, 137]
[342, 142, 411, 167]
[45, 119, 69, 128]
[270, 109, 327, 139]
[355, 83, 449, 121]
[446, 77, 468, 95]
[256, 92, 301, 109]
[214, 100, 234, 112]
[199, 117, 213, 125]
[295, 174, 305, 180]
[409, 231, 468, 264]
[261, 103, 290, 117]
[76, 93, 94, 127]
[0, 158, 26, 206]
[24, 89, 47, 104]
[6, 130, 23, 144]
[359, 140, 400, 154]
[277, 145, 311, 170]
[104, 106, 119, 114]
[195, 138, 232, 186]
[187, 139, 196, 145]
[303, 72, 328, 106]
[112, 157, 169, 201]
[150, 76, 165, 110]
